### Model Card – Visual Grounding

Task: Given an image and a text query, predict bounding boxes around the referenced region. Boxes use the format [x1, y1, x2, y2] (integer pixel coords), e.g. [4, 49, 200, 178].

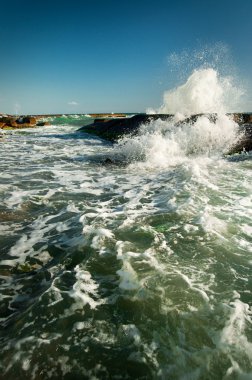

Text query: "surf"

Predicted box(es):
[110, 67, 247, 167]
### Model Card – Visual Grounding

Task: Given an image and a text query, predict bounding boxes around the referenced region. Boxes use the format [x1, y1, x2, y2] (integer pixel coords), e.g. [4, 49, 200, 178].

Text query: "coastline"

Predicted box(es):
[0, 112, 252, 130]
[1, 112, 252, 154]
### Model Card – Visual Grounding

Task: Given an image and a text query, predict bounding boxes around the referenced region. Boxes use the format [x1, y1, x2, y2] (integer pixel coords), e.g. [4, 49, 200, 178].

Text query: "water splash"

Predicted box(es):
[114, 67, 242, 166]
[147, 68, 243, 116]
[113, 114, 239, 167]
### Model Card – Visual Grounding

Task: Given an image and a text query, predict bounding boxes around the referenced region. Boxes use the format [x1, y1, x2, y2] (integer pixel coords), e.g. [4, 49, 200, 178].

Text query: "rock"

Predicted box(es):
[176, 113, 218, 125]
[78, 113, 252, 154]
[228, 124, 252, 154]
[0, 114, 52, 129]
[0, 117, 18, 127]
[10, 121, 18, 128]
[21, 116, 37, 125]
[89, 113, 127, 118]
[17, 123, 36, 128]
[36, 121, 51, 126]
[0, 115, 41, 129]
[230, 113, 252, 124]
[78, 114, 173, 141]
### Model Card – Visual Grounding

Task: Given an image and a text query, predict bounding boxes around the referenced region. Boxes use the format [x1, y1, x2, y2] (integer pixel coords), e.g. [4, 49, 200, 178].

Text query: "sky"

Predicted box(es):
[1, 0, 252, 114]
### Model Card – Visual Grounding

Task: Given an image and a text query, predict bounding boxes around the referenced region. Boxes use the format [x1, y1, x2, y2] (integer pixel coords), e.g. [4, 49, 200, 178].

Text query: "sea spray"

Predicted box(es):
[164, 42, 246, 112]
[154, 68, 241, 115]
[147, 68, 225, 115]
[113, 68, 242, 165]
[113, 114, 239, 167]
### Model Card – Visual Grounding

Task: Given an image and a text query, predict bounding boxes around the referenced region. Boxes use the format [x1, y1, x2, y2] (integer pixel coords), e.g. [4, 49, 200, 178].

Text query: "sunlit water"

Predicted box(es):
[1, 69, 252, 379]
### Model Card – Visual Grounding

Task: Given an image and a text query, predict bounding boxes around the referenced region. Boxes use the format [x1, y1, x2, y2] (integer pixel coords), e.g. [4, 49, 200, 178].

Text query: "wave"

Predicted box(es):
[45, 114, 95, 127]
[147, 68, 244, 116]
[111, 67, 243, 166]
[112, 114, 239, 167]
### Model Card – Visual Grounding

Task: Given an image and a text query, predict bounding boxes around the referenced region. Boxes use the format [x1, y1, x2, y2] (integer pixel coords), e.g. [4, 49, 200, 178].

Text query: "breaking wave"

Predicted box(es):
[113, 67, 243, 166]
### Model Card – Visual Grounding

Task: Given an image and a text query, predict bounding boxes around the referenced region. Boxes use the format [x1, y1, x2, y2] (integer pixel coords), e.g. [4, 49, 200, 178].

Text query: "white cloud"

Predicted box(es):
[68, 101, 79, 106]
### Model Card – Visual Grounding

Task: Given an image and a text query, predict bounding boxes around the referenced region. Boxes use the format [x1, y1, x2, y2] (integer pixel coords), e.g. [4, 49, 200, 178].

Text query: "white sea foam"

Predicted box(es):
[69, 265, 105, 309]
[114, 68, 242, 168]
[219, 297, 252, 368]
[116, 260, 140, 290]
[8, 222, 52, 263]
[114, 114, 239, 168]
[148, 68, 243, 116]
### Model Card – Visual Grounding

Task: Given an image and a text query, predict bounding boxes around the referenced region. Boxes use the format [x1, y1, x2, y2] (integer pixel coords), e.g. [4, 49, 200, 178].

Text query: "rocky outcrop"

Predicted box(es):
[231, 113, 252, 124]
[78, 113, 252, 154]
[89, 113, 127, 118]
[36, 121, 51, 126]
[228, 123, 252, 154]
[19, 116, 37, 125]
[78, 114, 173, 141]
[0, 117, 19, 128]
[0, 115, 51, 129]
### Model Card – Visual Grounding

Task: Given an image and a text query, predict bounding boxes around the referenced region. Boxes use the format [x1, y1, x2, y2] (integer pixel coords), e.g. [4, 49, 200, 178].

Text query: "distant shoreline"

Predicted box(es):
[0, 112, 252, 131]
[0, 113, 131, 130]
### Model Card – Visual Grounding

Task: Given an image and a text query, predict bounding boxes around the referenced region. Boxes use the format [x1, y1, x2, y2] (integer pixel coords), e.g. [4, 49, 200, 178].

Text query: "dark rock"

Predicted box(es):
[78, 113, 252, 154]
[176, 114, 252, 153]
[36, 121, 51, 126]
[22, 116, 37, 125]
[176, 113, 218, 126]
[78, 114, 173, 142]
[0, 115, 40, 129]
[0, 117, 18, 127]
[230, 113, 252, 124]
[16, 117, 24, 124]
[89, 113, 127, 118]
[228, 123, 252, 154]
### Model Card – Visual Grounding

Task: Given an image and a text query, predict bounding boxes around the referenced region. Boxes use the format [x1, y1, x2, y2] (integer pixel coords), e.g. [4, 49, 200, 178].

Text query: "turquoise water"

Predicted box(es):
[0, 115, 252, 379]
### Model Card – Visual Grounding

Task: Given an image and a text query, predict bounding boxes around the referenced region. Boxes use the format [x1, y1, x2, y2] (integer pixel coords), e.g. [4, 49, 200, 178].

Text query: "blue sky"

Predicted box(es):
[1, 0, 252, 114]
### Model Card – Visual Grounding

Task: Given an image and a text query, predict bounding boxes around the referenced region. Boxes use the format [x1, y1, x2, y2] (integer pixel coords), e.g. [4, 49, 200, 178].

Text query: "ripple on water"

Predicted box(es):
[0, 123, 252, 379]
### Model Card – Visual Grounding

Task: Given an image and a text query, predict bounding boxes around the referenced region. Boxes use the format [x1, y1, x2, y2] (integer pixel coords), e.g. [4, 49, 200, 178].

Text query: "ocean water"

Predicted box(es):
[0, 69, 252, 380]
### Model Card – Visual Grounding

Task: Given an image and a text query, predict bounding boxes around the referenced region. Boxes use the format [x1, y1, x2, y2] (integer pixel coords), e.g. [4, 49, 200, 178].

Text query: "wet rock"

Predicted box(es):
[36, 121, 51, 126]
[79, 113, 252, 154]
[78, 114, 173, 142]
[231, 113, 252, 124]
[89, 113, 127, 118]
[16, 123, 36, 128]
[228, 123, 252, 154]
[0, 115, 40, 129]
[21, 116, 37, 125]
[0, 117, 18, 127]
[0, 113, 51, 129]
[176, 113, 218, 125]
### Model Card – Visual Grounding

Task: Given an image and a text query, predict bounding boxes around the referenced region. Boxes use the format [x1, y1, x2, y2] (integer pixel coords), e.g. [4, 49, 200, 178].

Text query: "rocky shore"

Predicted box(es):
[1, 112, 251, 154]
[0, 114, 51, 129]
[78, 113, 252, 154]
[89, 113, 127, 118]
[0, 113, 127, 130]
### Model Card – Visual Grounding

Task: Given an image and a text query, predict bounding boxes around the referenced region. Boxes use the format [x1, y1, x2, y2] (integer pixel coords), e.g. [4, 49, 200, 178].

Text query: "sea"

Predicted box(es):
[0, 68, 252, 379]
